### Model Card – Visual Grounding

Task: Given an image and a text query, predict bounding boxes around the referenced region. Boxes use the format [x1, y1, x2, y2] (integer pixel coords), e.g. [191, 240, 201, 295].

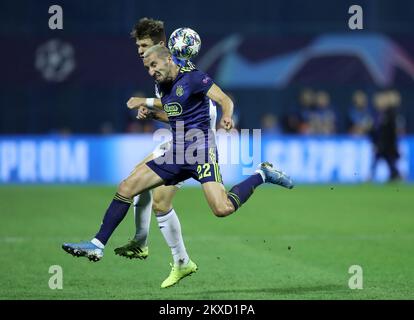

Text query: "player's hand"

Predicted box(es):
[136, 106, 151, 120]
[127, 97, 146, 110]
[220, 116, 234, 131]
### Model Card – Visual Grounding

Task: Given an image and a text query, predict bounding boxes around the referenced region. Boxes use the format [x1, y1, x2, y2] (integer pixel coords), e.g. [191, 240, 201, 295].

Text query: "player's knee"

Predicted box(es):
[212, 205, 232, 218]
[118, 180, 134, 199]
[152, 197, 172, 214]
[135, 190, 152, 207]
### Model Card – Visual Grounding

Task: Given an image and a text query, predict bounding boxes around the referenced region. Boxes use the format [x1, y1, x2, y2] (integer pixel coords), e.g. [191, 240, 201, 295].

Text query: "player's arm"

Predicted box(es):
[206, 84, 234, 130]
[135, 106, 169, 123]
[127, 97, 163, 110]
[149, 109, 169, 123]
[127, 96, 169, 123]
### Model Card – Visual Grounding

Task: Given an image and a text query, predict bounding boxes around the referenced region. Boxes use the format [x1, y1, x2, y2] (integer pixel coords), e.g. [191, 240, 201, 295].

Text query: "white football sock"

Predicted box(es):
[91, 238, 105, 249]
[255, 169, 266, 182]
[156, 209, 189, 266]
[133, 190, 152, 247]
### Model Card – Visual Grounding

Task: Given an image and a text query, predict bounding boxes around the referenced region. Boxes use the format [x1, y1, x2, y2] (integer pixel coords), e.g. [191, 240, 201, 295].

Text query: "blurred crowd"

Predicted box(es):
[264, 88, 404, 182]
[277, 88, 405, 137]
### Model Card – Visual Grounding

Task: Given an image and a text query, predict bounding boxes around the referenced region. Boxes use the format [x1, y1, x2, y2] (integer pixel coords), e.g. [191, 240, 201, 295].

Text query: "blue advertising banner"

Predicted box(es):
[0, 134, 412, 185]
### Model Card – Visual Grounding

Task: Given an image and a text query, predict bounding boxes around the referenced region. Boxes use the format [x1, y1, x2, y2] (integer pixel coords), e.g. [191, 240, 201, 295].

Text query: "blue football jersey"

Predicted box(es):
[159, 66, 215, 151]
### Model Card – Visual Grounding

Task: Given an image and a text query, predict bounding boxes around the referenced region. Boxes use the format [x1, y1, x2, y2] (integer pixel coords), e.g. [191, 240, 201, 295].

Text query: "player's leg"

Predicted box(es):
[385, 154, 401, 182]
[94, 163, 164, 246]
[202, 162, 294, 218]
[113, 191, 152, 259]
[152, 184, 197, 288]
[152, 184, 177, 214]
[202, 181, 236, 217]
[370, 150, 382, 182]
[114, 153, 155, 259]
[62, 163, 164, 261]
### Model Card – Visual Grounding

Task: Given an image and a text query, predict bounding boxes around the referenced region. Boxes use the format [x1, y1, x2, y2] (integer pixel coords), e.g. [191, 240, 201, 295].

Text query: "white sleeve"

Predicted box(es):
[209, 99, 217, 132]
[154, 83, 161, 99]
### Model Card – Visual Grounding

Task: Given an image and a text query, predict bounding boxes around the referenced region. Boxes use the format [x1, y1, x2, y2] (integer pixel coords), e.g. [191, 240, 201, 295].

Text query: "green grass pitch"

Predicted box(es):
[0, 184, 413, 300]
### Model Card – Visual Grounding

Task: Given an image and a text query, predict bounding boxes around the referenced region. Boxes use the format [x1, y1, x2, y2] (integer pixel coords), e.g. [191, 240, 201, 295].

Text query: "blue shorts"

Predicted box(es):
[146, 147, 223, 185]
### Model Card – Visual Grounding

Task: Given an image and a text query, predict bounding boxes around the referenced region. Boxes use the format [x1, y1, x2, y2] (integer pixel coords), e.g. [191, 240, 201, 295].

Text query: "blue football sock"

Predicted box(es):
[227, 173, 264, 211]
[94, 193, 132, 245]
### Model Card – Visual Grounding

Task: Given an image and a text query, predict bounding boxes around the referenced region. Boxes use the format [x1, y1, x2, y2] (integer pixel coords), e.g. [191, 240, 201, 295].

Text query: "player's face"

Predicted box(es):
[136, 37, 156, 59]
[143, 52, 172, 83]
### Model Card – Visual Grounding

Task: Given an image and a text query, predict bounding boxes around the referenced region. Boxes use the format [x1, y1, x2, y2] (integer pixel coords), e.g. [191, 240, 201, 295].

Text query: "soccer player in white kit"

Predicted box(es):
[117, 18, 216, 288]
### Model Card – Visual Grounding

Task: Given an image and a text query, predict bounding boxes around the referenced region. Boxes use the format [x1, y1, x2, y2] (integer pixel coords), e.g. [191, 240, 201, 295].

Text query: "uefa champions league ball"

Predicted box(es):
[168, 27, 201, 60]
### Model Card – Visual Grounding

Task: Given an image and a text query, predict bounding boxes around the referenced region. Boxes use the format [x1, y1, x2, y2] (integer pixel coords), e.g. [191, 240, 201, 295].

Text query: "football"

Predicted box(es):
[168, 27, 201, 60]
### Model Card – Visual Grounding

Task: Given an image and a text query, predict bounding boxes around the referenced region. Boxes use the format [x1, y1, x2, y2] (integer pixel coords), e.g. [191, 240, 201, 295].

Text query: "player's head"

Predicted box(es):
[143, 44, 177, 83]
[131, 17, 166, 58]
[373, 91, 388, 111]
[352, 90, 368, 109]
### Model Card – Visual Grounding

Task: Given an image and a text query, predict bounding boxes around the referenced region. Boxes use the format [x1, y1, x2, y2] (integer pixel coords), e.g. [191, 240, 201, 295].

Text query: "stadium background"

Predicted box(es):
[1, 0, 413, 300]
[1, 0, 414, 184]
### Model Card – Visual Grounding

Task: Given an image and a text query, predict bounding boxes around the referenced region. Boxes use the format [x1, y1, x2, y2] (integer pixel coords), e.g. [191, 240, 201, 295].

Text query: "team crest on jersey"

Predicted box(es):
[163, 102, 183, 117]
[176, 85, 184, 97]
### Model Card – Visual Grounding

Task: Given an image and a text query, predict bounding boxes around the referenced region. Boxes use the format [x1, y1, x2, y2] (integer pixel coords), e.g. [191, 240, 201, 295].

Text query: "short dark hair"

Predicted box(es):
[130, 17, 166, 44]
[143, 44, 171, 60]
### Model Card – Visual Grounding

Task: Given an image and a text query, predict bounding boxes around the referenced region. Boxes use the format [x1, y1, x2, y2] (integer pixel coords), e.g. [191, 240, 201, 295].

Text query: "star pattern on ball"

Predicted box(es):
[173, 36, 188, 52]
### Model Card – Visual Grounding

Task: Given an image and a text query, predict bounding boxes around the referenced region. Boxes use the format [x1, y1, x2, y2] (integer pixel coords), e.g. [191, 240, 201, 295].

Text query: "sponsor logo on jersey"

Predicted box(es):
[176, 85, 184, 97]
[163, 102, 183, 117]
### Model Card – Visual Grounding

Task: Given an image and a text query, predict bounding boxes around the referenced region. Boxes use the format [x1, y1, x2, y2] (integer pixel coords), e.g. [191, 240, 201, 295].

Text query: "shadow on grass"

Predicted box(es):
[174, 284, 346, 297]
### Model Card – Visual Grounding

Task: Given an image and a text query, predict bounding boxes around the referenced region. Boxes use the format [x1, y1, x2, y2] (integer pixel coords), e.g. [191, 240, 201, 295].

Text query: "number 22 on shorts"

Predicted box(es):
[197, 164, 211, 179]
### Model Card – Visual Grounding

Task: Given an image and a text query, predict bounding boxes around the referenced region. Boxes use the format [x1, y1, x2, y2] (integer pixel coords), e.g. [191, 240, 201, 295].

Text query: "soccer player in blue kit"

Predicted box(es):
[63, 44, 293, 285]
[116, 18, 205, 288]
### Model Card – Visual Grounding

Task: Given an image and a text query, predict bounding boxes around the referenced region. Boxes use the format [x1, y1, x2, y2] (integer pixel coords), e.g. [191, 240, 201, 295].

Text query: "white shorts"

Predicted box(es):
[152, 140, 184, 188]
